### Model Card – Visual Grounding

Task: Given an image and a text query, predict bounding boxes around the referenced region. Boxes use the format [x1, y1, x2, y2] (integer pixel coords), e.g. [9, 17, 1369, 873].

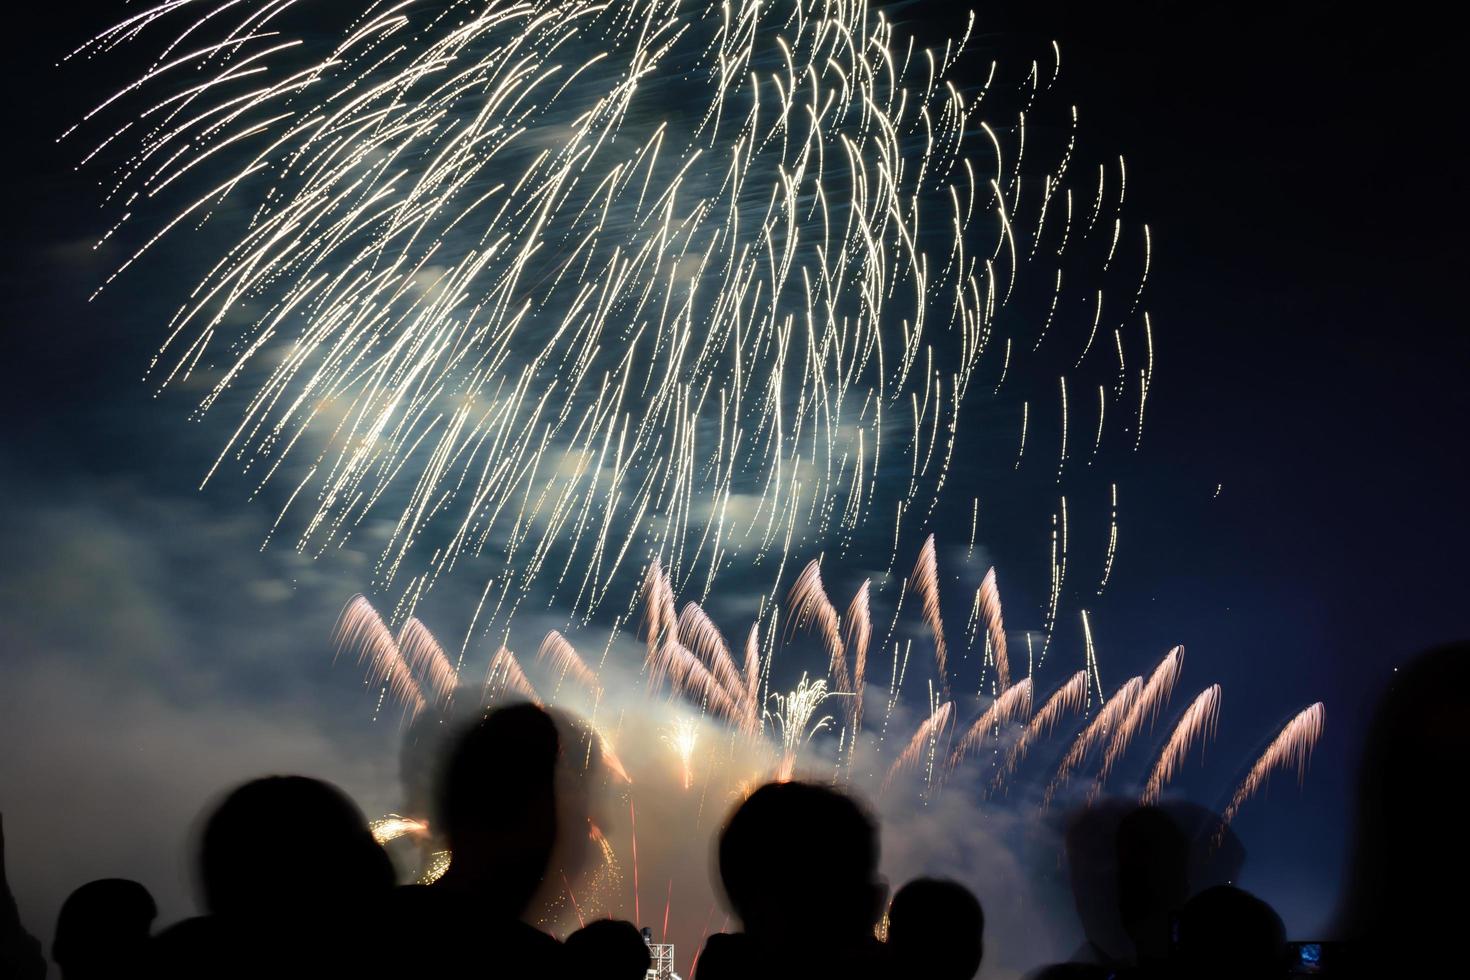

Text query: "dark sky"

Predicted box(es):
[1, 0, 1465, 966]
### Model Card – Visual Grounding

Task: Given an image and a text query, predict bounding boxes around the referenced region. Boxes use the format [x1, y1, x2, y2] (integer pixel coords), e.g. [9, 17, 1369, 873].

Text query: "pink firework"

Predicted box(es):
[1141, 684, 1222, 804]
[485, 646, 541, 705]
[995, 670, 1090, 791]
[1043, 675, 1144, 808]
[1221, 702, 1325, 828]
[741, 624, 762, 737]
[397, 617, 459, 703]
[677, 603, 748, 708]
[537, 630, 603, 698]
[911, 535, 949, 700]
[333, 596, 425, 717]
[788, 560, 849, 692]
[1095, 646, 1183, 789]
[882, 700, 955, 794]
[949, 678, 1034, 772]
[844, 581, 872, 737]
[976, 568, 1012, 693]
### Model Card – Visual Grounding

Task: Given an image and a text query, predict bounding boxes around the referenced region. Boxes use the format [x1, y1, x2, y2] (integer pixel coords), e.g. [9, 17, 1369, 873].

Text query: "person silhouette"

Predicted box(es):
[53, 878, 156, 979]
[151, 775, 394, 979]
[886, 877, 984, 980]
[384, 701, 571, 978]
[1336, 642, 1470, 977]
[1029, 799, 1243, 980]
[1174, 885, 1286, 980]
[565, 918, 651, 979]
[0, 813, 45, 980]
[1115, 806, 1189, 971]
[695, 781, 891, 980]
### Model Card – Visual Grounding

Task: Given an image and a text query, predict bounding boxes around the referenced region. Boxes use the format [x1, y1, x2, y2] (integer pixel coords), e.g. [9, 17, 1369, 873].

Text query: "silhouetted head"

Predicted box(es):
[1116, 806, 1189, 962]
[199, 775, 392, 919]
[717, 781, 884, 947]
[1340, 643, 1470, 971]
[436, 701, 560, 912]
[525, 708, 612, 923]
[52, 878, 156, 979]
[887, 877, 984, 980]
[1175, 885, 1286, 980]
[565, 919, 651, 980]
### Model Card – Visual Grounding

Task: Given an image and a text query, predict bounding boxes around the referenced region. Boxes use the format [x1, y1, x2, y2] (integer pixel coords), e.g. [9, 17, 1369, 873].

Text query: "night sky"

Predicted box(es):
[2, 0, 1465, 971]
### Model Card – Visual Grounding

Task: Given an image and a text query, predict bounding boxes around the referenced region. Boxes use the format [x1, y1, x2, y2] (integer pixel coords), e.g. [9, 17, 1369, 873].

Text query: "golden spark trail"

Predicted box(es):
[1141, 684, 1221, 804]
[1221, 702, 1325, 829]
[948, 678, 1033, 772]
[911, 534, 949, 700]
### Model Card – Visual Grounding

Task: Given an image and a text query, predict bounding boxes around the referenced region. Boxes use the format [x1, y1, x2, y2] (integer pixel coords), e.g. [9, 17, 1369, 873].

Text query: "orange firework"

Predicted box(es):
[882, 700, 954, 794]
[911, 535, 949, 700]
[397, 617, 459, 703]
[976, 568, 1012, 692]
[1043, 675, 1144, 808]
[788, 559, 849, 692]
[485, 645, 541, 705]
[949, 678, 1034, 772]
[537, 630, 603, 698]
[1141, 684, 1221, 804]
[1221, 702, 1325, 828]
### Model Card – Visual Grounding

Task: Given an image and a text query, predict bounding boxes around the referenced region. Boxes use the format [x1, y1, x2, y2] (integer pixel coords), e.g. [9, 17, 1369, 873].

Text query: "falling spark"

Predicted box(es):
[68, 0, 1156, 649]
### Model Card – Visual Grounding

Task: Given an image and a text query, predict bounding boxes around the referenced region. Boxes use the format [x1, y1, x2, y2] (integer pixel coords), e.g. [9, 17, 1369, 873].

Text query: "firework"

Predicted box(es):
[662, 718, 700, 791]
[949, 678, 1033, 772]
[1141, 684, 1221, 804]
[789, 560, 848, 693]
[485, 646, 541, 705]
[333, 595, 425, 718]
[993, 669, 1089, 792]
[369, 814, 428, 845]
[1043, 675, 1144, 808]
[741, 624, 762, 739]
[883, 699, 954, 794]
[537, 630, 603, 699]
[676, 603, 748, 709]
[1221, 702, 1325, 828]
[976, 567, 1012, 693]
[911, 535, 950, 700]
[396, 617, 458, 704]
[73, 1, 1155, 650]
[1093, 645, 1182, 790]
[767, 674, 834, 782]
[844, 581, 872, 743]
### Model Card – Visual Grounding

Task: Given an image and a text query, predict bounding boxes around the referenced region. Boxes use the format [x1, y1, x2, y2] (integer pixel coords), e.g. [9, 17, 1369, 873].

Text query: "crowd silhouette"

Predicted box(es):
[1, 643, 1462, 978]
